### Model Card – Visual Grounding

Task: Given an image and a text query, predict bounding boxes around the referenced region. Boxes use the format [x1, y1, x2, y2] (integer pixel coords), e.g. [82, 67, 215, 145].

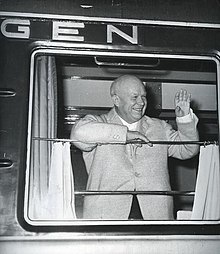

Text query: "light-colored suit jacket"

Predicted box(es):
[71, 108, 199, 220]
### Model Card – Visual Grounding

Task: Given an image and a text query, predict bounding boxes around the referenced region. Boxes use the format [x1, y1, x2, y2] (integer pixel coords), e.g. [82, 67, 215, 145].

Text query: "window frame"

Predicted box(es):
[24, 48, 220, 233]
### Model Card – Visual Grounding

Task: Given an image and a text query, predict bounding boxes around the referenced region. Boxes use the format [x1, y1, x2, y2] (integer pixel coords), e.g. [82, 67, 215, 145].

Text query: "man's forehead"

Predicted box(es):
[129, 89, 147, 96]
[120, 77, 144, 88]
[124, 81, 146, 92]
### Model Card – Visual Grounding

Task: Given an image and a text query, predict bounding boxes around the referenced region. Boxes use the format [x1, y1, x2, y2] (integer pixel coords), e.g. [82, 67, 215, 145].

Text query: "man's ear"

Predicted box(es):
[112, 94, 120, 107]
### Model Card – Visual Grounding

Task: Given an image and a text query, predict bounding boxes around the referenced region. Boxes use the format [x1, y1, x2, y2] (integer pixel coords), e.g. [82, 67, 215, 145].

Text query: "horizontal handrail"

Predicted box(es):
[0, 159, 13, 168]
[0, 89, 16, 97]
[94, 56, 161, 68]
[33, 137, 218, 146]
[74, 190, 195, 196]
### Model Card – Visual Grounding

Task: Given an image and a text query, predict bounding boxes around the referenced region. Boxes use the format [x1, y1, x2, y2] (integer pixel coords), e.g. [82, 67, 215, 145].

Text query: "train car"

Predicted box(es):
[0, 1, 220, 253]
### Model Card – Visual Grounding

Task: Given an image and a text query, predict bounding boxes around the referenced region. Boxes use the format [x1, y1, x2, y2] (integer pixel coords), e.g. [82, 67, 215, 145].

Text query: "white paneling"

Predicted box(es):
[162, 83, 216, 111]
[63, 79, 113, 107]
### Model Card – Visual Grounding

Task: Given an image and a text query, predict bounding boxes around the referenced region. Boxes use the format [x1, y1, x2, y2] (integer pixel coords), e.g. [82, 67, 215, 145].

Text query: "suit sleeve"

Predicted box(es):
[70, 114, 128, 152]
[165, 114, 199, 159]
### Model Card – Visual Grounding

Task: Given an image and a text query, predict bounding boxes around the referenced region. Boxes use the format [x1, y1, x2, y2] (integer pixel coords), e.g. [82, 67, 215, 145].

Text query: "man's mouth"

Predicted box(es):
[133, 108, 143, 113]
[134, 108, 143, 111]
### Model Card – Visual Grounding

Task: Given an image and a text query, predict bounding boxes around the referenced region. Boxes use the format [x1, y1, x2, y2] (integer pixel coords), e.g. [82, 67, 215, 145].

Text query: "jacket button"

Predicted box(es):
[113, 135, 120, 139]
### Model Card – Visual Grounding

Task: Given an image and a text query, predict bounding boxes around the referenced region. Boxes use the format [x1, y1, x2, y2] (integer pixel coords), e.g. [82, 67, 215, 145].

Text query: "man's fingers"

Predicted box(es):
[175, 91, 180, 104]
[126, 131, 152, 147]
[187, 93, 191, 103]
[175, 90, 191, 107]
[176, 89, 190, 102]
[137, 134, 152, 147]
[146, 141, 153, 147]
[179, 89, 183, 101]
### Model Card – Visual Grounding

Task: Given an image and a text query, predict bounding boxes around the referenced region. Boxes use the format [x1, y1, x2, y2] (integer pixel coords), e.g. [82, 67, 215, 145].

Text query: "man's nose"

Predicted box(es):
[137, 96, 145, 105]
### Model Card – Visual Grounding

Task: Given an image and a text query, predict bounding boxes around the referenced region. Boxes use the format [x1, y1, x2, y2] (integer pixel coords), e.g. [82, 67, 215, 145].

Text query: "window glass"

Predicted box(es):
[25, 52, 219, 226]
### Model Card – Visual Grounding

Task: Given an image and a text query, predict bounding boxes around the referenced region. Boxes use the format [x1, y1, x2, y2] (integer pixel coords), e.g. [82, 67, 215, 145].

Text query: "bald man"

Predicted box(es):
[71, 75, 199, 220]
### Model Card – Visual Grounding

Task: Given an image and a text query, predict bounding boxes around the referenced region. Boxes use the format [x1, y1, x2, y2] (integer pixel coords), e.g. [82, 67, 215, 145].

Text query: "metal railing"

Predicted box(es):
[33, 137, 218, 147]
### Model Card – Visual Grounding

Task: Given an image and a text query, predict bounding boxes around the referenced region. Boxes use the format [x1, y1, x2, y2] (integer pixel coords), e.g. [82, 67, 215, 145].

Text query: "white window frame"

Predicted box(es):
[24, 48, 220, 227]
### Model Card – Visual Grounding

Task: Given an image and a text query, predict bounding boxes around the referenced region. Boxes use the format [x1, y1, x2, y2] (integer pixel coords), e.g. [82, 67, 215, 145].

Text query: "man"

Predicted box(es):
[71, 75, 199, 220]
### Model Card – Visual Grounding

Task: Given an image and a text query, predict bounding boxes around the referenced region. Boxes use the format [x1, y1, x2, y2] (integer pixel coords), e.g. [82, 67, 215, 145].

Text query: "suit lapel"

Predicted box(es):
[106, 108, 124, 125]
[107, 108, 137, 158]
[137, 116, 149, 135]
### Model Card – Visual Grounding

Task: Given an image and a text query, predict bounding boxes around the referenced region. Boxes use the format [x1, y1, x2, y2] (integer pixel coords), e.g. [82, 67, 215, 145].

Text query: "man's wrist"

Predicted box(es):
[176, 108, 194, 123]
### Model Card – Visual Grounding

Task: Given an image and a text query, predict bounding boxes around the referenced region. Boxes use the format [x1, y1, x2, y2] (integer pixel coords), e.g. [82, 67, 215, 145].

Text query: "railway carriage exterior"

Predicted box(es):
[1, 1, 220, 253]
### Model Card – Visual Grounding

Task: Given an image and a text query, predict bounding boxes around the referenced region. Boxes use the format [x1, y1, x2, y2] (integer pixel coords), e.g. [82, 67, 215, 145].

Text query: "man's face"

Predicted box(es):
[115, 78, 147, 123]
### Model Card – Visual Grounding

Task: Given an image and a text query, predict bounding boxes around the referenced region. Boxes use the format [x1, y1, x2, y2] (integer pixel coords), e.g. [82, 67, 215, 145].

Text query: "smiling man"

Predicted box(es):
[71, 75, 199, 220]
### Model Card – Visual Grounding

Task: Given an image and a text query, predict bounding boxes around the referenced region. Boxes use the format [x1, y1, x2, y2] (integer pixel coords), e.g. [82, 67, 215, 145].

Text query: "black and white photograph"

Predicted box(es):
[0, 1, 220, 253]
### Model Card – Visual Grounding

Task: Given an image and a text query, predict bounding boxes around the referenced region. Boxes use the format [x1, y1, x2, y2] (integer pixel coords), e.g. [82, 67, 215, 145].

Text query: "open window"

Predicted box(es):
[24, 49, 219, 228]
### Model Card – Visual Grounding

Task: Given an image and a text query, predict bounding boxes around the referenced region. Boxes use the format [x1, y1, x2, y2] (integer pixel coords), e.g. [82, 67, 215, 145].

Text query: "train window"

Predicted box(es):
[24, 50, 219, 228]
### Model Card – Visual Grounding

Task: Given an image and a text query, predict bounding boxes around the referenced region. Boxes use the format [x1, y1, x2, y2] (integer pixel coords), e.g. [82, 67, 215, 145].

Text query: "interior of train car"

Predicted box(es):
[1, 1, 220, 253]
[24, 50, 218, 226]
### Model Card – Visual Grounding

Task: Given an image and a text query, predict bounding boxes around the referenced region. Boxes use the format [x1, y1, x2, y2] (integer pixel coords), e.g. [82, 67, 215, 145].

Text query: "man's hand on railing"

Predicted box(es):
[126, 130, 152, 147]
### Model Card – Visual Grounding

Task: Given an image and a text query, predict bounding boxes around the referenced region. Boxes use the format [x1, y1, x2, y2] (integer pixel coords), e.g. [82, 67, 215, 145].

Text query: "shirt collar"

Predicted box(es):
[117, 115, 139, 131]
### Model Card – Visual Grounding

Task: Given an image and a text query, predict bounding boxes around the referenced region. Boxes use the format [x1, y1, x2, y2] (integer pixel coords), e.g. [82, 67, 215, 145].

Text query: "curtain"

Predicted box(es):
[46, 142, 76, 219]
[28, 56, 76, 220]
[191, 145, 220, 220]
